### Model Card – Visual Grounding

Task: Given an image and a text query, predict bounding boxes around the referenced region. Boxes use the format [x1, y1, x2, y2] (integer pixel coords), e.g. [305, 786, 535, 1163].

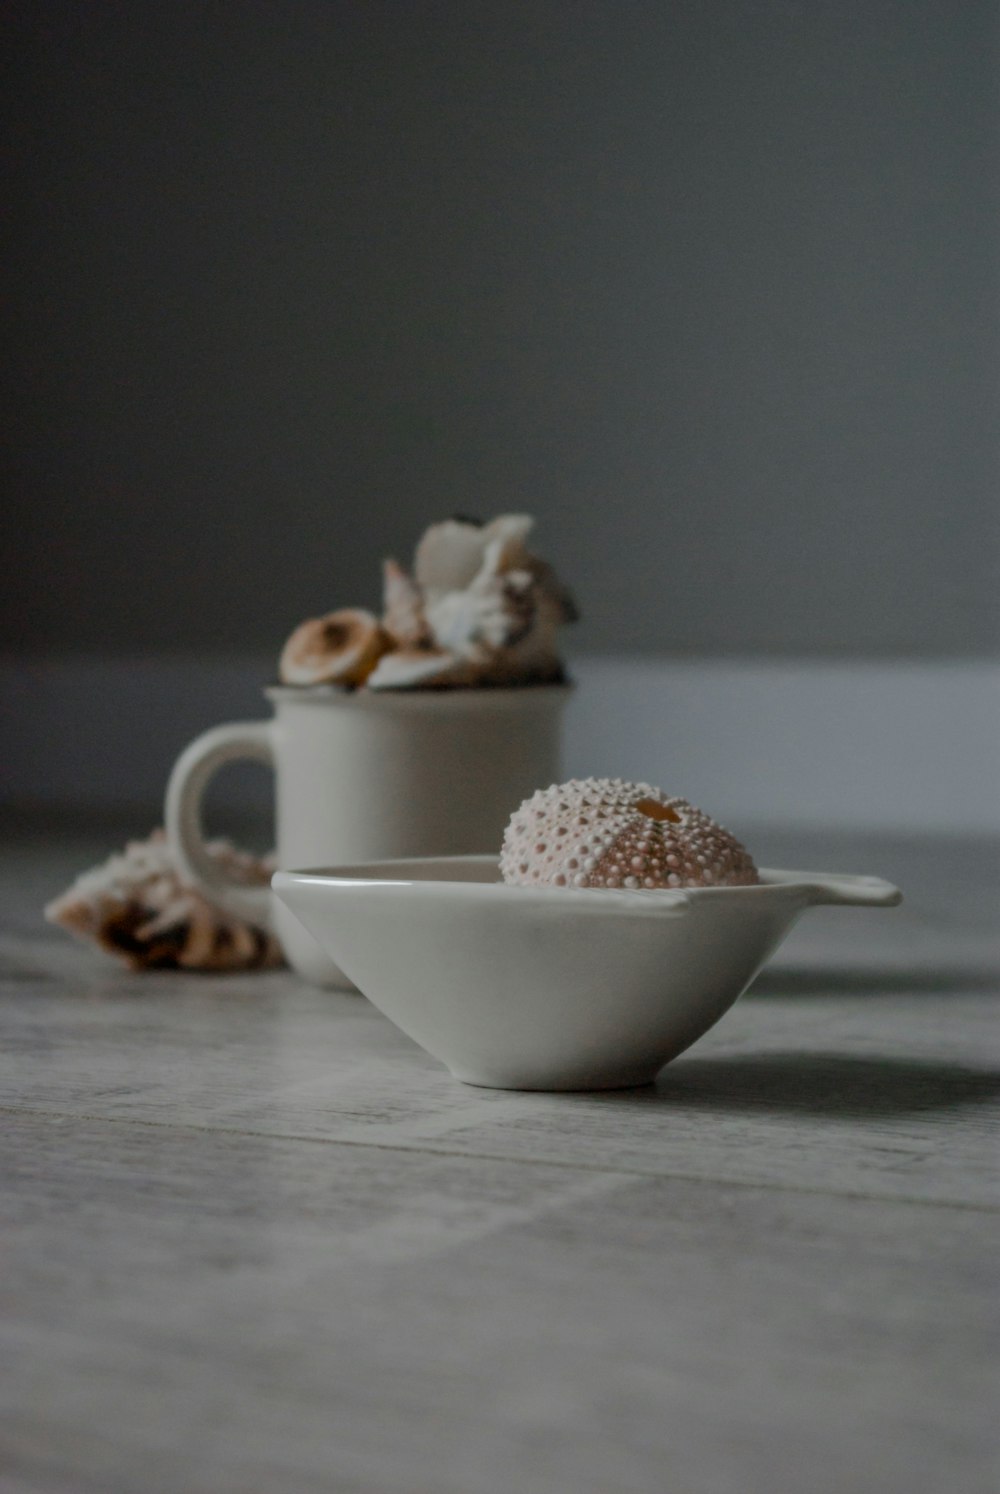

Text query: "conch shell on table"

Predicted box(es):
[45, 831, 283, 972]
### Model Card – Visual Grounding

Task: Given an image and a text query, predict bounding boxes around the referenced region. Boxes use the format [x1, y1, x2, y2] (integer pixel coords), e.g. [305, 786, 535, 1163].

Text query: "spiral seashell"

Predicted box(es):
[500, 778, 759, 890]
[278, 608, 389, 687]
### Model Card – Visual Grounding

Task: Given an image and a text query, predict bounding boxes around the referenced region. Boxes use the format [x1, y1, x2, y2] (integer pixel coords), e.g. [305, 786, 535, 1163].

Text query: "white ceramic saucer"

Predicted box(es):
[273, 856, 901, 1091]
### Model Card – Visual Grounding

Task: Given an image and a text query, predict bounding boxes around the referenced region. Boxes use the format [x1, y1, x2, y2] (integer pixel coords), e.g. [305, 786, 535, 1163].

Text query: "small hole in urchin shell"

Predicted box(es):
[635, 797, 681, 823]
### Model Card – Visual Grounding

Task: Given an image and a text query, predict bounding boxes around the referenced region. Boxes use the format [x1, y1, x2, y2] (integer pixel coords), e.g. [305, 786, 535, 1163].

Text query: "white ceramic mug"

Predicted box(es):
[165, 684, 569, 987]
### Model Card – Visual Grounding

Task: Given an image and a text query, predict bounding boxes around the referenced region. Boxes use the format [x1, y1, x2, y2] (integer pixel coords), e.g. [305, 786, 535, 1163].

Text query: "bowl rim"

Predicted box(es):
[272, 855, 902, 911]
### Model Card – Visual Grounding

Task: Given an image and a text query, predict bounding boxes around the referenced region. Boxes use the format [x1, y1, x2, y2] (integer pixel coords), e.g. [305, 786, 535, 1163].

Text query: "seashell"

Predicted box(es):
[417, 522, 561, 669]
[416, 518, 577, 684]
[414, 516, 492, 593]
[522, 555, 579, 625]
[477, 519, 578, 623]
[478, 514, 537, 568]
[44, 830, 283, 972]
[381, 557, 434, 649]
[279, 608, 388, 687]
[487, 573, 573, 683]
[366, 646, 478, 690]
[424, 560, 536, 658]
[500, 778, 759, 890]
[278, 513, 576, 694]
[414, 513, 535, 594]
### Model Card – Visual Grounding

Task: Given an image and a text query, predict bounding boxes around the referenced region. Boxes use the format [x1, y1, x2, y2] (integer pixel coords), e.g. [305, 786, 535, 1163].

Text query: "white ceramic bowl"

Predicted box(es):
[273, 856, 901, 1091]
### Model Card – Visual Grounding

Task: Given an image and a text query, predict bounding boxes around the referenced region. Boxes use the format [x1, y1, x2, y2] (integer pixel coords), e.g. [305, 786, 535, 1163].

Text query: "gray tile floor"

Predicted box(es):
[2, 819, 998, 1494]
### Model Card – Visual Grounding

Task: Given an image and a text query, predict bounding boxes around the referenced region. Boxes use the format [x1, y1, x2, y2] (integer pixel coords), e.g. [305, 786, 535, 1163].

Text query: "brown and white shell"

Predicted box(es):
[279, 513, 576, 693]
[424, 557, 535, 658]
[278, 608, 388, 687]
[500, 778, 759, 890]
[44, 830, 283, 971]
[366, 646, 478, 690]
[414, 514, 535, 594]
[381, 558, 435, 650]
[369, 516, 574, 687]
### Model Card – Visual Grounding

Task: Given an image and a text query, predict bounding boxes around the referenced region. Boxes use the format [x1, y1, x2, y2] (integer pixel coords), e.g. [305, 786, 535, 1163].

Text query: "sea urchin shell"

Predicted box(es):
[499, 778, 758, 891]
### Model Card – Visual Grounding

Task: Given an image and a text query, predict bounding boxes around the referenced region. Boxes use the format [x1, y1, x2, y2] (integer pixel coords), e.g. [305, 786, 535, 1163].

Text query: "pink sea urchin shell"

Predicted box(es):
[500, 778, 759, 891]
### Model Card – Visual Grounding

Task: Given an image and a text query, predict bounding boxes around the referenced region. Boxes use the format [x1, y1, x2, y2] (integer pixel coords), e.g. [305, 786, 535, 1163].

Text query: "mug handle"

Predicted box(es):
[164, 721, 276, 931]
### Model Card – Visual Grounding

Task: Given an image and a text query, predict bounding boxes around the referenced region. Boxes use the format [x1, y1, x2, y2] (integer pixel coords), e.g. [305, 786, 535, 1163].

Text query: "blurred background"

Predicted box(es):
[3, 0, 997, 834]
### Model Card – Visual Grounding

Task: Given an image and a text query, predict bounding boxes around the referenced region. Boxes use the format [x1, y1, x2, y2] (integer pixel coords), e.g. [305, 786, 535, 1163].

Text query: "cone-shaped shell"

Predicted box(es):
[381, 558, 434, 649]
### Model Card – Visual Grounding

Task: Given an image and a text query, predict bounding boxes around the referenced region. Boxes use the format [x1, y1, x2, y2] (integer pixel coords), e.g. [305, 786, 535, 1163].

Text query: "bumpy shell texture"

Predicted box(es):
[45, 831, 283, 972]
[500, 778, 759, 890]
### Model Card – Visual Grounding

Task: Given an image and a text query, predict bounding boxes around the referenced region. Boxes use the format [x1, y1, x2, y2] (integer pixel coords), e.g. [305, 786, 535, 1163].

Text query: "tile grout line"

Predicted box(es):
[3, 1101, 997, 1215]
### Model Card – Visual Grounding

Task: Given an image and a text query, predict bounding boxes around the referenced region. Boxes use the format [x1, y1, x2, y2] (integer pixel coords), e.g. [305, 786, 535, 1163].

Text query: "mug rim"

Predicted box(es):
[264, 680, 574, 710]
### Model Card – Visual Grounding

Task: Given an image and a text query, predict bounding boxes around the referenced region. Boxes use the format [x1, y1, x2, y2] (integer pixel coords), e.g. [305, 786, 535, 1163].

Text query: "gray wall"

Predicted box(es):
[4, 0, 997, 660]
